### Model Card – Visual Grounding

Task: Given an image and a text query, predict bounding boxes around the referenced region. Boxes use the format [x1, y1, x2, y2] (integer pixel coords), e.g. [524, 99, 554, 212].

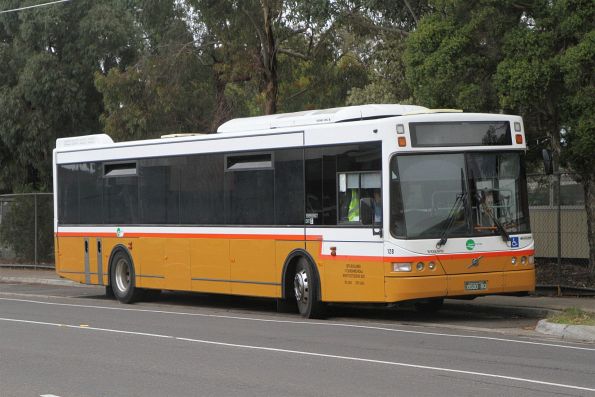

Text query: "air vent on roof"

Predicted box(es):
[216, 104, 429, 134]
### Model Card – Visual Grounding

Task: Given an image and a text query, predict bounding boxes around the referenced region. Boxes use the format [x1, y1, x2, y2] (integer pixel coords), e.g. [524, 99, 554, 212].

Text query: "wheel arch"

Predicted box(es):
[107, 244, 135, 287]
[281, 249, 322, 300]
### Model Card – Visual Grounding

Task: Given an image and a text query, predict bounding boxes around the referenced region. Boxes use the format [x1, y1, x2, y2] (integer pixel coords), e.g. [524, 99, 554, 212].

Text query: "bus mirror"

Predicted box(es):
[360, 198, 373, 225]
[542, 149, 553, 175]
[475, 190, 486, 204]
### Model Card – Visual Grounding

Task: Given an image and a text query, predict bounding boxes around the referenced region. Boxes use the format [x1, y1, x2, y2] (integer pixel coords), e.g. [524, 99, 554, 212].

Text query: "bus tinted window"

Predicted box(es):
[140, 158, 180, 224]
[58, 164, 80, 224]
[225, 167, 274, 225]
[305, 142, 381, 226]
[79, 162, 102, 224]
[104, 175, 138, 224]
[180, 154, 224, 225]
[275, 149, 304, 225]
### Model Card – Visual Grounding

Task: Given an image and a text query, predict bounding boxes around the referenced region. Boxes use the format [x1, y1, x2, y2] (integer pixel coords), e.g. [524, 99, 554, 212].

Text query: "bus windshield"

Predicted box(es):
[390, 152, 530, 240]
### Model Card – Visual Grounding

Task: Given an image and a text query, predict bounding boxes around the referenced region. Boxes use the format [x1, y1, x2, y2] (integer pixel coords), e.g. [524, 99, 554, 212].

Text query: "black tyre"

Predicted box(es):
[293, 258, 326, 319]
[110, 250, 143, 304]
[105, 285, 115, 299]
[414, 298, 444, 313]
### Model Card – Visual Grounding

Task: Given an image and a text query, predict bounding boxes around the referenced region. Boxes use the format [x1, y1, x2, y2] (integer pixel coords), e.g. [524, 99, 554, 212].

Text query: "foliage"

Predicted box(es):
[549, 308, 595, 326]
[0, 0, 139, 191]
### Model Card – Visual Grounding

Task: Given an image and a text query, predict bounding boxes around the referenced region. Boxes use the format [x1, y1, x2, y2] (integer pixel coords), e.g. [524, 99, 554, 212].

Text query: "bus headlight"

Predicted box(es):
[521, 256, 527, 265]
[511, 256, 517, 265]
[529, 255, 535, 265]
[392, 263, 412, 272]
[416, 262, 425, 271]
[428, 262, 436, 270]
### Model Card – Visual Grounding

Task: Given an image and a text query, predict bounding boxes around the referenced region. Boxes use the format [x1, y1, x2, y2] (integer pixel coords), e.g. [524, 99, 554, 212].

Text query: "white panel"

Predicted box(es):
[56, 132, 303, 164]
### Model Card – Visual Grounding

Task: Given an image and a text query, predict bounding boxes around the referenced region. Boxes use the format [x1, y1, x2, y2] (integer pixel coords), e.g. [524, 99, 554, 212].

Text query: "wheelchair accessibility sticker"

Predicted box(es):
[509, 236, 519, 248]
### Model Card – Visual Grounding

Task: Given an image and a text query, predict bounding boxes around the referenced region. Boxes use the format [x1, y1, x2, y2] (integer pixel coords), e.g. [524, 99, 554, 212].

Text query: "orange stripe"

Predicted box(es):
[55, 231, 533, 262]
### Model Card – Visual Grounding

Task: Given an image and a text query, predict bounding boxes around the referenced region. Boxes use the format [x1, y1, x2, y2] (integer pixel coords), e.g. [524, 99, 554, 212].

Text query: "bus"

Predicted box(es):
[53, 104, 535, 318]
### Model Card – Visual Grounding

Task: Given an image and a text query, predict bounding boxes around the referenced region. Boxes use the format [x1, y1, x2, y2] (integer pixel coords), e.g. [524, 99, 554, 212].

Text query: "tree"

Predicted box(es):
[494, 0, 595, 274]
[0, 0, 140, 191]
[96, 1, 215, 140]
[404, 0, 595, 275]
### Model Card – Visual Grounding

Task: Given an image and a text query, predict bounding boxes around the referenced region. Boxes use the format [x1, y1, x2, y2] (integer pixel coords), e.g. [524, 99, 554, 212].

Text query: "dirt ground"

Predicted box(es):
[535, 259, 594, 289]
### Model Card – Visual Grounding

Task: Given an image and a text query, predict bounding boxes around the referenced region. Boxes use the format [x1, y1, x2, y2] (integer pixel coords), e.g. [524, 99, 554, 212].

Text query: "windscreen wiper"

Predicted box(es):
[436, 169, 467, 249]
[475, 191, 510, 243]
[435, 194, 465, 248]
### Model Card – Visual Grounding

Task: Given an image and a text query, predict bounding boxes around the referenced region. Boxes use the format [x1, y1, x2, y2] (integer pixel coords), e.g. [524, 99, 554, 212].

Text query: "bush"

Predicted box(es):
[0, 194, 54, 263]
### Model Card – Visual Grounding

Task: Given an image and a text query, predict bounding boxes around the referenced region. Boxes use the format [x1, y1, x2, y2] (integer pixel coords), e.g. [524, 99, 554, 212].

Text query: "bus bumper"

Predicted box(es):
[384, 269, 535, 303]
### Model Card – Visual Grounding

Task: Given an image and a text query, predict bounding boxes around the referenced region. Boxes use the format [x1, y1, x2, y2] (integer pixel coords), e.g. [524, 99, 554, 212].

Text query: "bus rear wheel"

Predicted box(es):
[293, 258, 325, 319]
[110, 251, 143, 304]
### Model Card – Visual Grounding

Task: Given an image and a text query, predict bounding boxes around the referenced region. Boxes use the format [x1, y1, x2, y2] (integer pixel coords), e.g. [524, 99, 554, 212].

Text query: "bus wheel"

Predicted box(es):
[414, 298, 444, 313]
[293, 258, 325, 319]
[110, 251, 142, 304]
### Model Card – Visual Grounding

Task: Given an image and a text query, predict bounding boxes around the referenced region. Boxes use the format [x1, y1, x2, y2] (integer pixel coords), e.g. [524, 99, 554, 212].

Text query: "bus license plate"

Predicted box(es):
[465, 281, 487, 291]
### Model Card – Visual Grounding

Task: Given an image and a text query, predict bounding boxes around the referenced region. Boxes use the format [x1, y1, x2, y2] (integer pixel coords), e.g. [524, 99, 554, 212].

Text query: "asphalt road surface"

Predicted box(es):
[1, 283, 594, 397]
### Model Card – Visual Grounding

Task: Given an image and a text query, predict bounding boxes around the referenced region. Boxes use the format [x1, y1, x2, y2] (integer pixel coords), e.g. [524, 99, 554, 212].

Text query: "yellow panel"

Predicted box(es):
[164, 239, 191, 291]
[135, 238, 165, 289]
[323, 259, 385, 302]
[230, 239, 277, 296]
[190, 238, 230, 294]
[305, 241, 384, 302]
[305, 241, 326, 299]
[56, 237, 85, 274]
[502, 269, 535, 292]
[385, 276, 448, 302]
[438, 256, 505, 274]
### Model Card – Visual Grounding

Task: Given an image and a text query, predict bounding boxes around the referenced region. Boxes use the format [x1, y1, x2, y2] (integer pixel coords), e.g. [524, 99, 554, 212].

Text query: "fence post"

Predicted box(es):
[34, 193, 38, 268]
[556, 172, 562, 295]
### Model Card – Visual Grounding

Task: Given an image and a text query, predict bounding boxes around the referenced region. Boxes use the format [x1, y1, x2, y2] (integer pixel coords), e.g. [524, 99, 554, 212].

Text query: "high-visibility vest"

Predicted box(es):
[348, 190, 360, 221]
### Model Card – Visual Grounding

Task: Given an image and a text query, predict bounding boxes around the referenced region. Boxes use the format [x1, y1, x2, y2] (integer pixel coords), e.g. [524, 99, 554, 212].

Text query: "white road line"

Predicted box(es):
[2, 316, 594, 393]
[40, 394, 62, 397]
[1, 297, 592, 351]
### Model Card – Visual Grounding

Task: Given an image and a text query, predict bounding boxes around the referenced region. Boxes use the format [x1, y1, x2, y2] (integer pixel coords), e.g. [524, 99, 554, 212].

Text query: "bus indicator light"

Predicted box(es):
[515, 134, 523, 144]
[398, 137, 407, 147]
[392, 263, 412, 272]
[514, 122, 521, 132]
[396, 124, 405, 134]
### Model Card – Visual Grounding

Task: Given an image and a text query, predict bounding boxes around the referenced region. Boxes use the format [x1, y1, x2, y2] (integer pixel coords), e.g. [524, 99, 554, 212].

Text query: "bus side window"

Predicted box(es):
[338, 172, 381, 225]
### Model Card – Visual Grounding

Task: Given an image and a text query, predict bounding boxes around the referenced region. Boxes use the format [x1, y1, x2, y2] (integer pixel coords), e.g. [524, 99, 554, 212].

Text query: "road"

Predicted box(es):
[1, 283, 594, 397]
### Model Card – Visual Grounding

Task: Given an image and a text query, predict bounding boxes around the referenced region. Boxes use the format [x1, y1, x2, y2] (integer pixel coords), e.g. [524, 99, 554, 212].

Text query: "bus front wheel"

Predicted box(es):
[110, 250, 143, 304]
[293, 258, 325, 319]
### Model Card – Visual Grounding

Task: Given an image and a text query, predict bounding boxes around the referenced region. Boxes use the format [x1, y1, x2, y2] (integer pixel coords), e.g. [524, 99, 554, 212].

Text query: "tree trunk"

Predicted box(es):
[210, 68, 232, 133]
[584, 173, 595, 282]
[261, 1, 278, 115]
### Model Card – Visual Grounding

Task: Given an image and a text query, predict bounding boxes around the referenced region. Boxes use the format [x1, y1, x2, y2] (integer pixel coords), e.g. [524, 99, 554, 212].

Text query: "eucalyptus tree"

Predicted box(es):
[0, 0, 140, 190]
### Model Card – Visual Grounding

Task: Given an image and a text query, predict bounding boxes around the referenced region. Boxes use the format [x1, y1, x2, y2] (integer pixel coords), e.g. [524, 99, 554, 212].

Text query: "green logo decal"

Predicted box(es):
[466, 239, 475, 250]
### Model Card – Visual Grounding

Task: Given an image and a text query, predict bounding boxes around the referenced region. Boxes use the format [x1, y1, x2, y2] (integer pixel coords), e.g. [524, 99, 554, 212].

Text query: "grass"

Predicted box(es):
[548, 307, 595, 326]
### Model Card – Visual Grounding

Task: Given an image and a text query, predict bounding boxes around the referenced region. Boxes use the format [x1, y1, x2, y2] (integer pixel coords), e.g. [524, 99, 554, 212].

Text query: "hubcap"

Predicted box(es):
[294, 269, 309, 304]
[114, 259, 130, 293]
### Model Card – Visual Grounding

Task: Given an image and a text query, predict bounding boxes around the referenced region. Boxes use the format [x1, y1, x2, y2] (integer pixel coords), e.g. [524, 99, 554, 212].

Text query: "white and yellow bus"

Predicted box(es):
[53, 104, 535, 318]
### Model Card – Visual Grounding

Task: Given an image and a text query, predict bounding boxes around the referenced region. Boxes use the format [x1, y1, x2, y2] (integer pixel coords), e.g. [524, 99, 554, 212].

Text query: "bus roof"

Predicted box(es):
[216, 104, 433, 133]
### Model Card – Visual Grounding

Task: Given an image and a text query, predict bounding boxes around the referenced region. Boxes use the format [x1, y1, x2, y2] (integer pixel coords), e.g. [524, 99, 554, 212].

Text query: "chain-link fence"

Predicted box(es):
[0, 184, 592, 287]
[527, 173, 592, 289]
[0, 193, 54, 268]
